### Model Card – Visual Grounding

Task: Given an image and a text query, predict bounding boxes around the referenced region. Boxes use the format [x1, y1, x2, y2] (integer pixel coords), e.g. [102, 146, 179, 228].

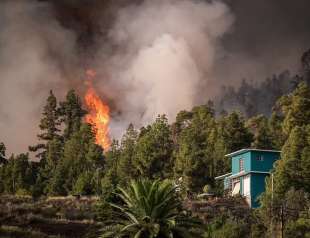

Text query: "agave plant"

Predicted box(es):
[100, 179, 203, 238]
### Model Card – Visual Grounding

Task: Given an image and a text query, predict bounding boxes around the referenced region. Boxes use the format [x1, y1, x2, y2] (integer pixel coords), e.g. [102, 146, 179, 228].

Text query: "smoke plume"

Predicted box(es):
[1, 0, 310, 154]
[0, 0, 78, 154]
[95, 0, 233, 135]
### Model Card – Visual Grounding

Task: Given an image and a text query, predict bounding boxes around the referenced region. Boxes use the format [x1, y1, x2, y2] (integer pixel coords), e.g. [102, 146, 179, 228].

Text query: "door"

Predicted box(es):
[243, 175, 251, 205]
[232, 181, 240, 196]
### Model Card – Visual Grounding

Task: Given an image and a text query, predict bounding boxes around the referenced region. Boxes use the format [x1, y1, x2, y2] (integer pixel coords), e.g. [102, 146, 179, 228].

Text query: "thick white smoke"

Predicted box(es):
[96, 0, 234, 136]
[0, 0, 78, 154]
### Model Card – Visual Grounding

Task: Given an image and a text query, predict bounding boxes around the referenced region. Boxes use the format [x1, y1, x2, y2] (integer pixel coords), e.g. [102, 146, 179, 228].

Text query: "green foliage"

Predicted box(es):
[133, 115, 174, 179]
[257, 84, 310, 237]
[274, 126, 310, 195]
[277, 82, 310, 135]
[59, 89, 87, 140]
[73, 171, 95, 195]
[246, 115, 274, 149]
[219, 111, 253, 152]
[174, 107, 252, 193]
[174, 105, 218, 192]
[204, 214, 250, 238]
[101, 141, 120, 198]
[15, 188, 31, 196]
[285, 217, 310, 238]
[29, 90, 61, 160]
[51, 124, 104, 195]
[0, 153, 36, 195]
[25, 90, 104, 197]
[100, 179, 203, 238]
[2, 78, 310, 237]
[269, 112, 286, 149]
[203, 184, 212, 194]
[207, 221, 249, 238]
[47, 160, 67, 196]
[117, 124, 138, 186]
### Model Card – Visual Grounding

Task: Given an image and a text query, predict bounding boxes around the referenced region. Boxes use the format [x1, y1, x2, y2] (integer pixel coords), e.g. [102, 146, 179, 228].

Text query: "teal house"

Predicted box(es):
[215, 149, 281, 208]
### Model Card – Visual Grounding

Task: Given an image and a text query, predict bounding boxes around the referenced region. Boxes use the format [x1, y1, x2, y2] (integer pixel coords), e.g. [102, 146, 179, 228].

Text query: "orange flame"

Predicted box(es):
[84, 69, 111, 150]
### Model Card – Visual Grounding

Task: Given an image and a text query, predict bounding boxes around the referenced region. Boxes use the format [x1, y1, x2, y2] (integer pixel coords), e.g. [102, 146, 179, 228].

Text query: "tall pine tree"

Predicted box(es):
[29, 90, 61, 160]
[117, 124, 138, 186]
[59, 90, 87, 141]
[133, 115, 173, 179]
[174, 105, 217, 192]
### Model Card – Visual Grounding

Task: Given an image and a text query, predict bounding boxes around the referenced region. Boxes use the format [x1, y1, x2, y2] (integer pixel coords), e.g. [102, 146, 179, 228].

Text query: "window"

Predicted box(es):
[239, 158, 244, 172]
[256, 155, 264, 161]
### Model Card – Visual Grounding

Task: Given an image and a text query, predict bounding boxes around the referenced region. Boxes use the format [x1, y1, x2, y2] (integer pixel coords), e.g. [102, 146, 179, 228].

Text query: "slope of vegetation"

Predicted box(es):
[0, 50, 310, 237]
[0, 195, 100, 238]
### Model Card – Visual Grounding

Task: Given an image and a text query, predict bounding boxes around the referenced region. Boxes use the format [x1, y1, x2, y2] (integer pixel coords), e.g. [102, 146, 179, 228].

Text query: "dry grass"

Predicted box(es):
[0, 195, 101, 238]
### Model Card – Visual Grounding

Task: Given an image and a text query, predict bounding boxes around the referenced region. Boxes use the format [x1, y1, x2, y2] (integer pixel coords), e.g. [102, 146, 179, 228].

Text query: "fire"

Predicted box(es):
[84, 69, 111, 150]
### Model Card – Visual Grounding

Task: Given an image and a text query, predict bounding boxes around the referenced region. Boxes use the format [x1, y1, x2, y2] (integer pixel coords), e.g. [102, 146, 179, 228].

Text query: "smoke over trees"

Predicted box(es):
[1, 0, 310, 154]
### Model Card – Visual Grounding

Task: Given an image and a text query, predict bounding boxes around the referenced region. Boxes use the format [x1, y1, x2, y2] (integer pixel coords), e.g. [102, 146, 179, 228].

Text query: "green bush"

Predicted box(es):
[15, 188, 31, 197]
[285, 218, 310, 238]
[73, 172, 94, 195]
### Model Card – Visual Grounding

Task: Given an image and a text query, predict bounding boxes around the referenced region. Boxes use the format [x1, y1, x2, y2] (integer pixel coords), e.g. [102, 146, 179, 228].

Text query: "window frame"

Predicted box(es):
[239, 158, 244, 172]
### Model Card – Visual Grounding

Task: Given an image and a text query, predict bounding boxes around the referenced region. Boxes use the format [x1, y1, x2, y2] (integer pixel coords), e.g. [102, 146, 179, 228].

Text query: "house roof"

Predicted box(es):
[228, 170, 271, 179]
[215, 173, 232, 180]
[225, 148, 281, 158]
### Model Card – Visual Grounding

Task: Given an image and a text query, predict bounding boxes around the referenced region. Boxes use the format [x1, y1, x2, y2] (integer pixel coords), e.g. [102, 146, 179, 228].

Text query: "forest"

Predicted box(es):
[0, 49, 310, 237]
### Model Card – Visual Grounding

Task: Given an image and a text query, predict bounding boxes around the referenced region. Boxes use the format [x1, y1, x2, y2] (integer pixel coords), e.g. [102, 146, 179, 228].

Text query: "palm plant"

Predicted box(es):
[100, 179, 203, 238]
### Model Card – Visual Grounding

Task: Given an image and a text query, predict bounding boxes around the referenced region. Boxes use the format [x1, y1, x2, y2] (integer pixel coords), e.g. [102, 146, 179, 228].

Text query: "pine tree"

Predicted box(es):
[50, 124, 103, 195]
[101, 140, 120, 198]
[0, 153, 35, 195]
[117, 124, 138, 186]
[59, 90, 87, 141]
[48, 160, 67, 196]
[174, 105, 217, 192]
[258, 84, 310, 236]
[219, 111, 253, 152]
[246, 115, 274, 149]
[269, 112, 286, 149]
[29, 90, 61, 160]
[133, 115, 173, 179]
[277, 82, 310, 135]
[273, 126, 310, 195]
[28, 91, 63, 195]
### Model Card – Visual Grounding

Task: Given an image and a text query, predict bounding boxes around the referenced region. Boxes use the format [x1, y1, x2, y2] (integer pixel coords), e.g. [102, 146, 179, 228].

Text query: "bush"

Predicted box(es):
[73, 172, 94, 195]
[204, 215, 250, 238]
[15, 188, 31, 197]
[285, 218, 310, 238]
[212, 221, 249, 238]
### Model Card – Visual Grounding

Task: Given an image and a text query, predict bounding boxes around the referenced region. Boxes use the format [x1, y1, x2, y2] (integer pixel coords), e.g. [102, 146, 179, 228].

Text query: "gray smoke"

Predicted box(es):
[216, 0, 310, 84]
[94, 0, 234, 136]
[0, 0, 310, 154]
[0, 0, 78, 154]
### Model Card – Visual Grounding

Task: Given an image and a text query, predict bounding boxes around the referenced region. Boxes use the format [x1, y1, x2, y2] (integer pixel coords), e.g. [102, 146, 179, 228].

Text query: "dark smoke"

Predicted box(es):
[0, 0, 310, 154]
[214, 0, 310, 84]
